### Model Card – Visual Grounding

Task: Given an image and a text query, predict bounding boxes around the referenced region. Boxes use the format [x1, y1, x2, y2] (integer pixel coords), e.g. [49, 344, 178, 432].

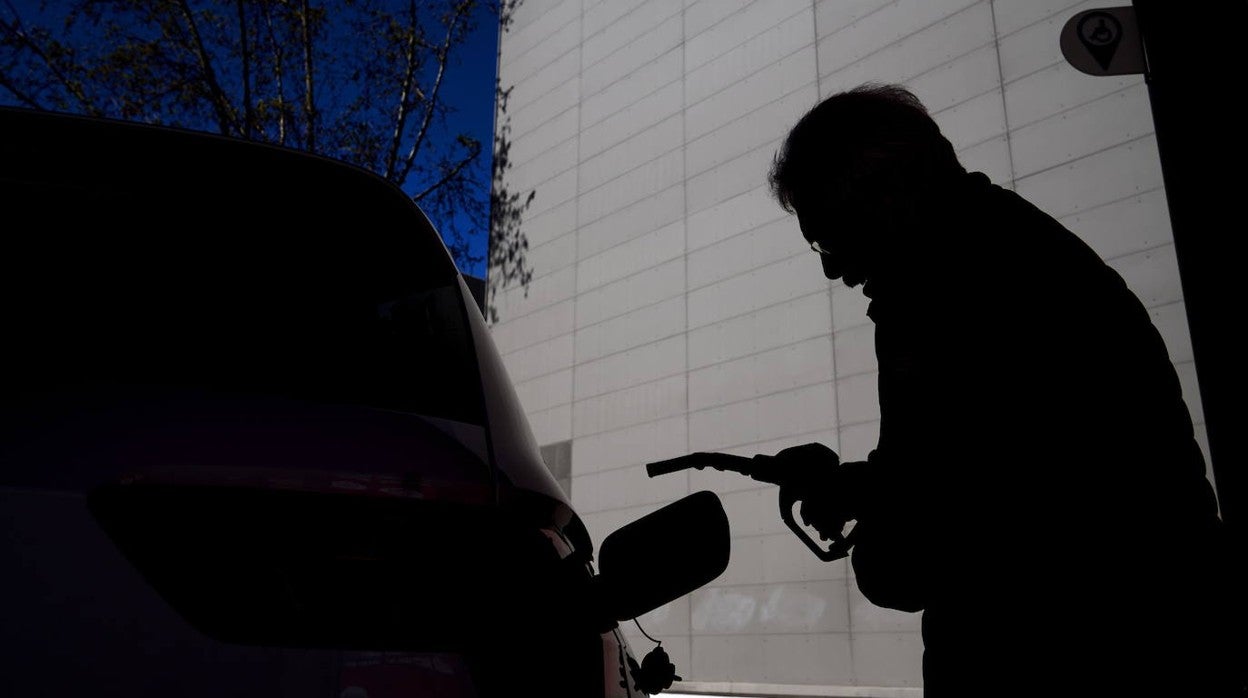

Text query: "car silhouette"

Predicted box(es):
[0, 107, 729, 698]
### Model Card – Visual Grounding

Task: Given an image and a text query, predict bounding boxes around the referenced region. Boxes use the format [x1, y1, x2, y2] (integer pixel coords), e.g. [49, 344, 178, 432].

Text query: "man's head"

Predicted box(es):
[769, 83, 965, 287]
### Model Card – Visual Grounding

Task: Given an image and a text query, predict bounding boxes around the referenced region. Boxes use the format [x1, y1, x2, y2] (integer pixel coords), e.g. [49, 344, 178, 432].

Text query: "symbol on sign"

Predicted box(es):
[1059, 6, 1144, 77]
[1078, 11, 1123, 70]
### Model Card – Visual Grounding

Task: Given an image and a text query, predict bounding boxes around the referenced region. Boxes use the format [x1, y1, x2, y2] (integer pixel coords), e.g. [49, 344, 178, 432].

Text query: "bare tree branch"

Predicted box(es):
[261, 1, 288, 146]
[1, 3, 100, 115]
[237, 0, 253, 138]
[299, 0, 316, 153]
[173, 0, 239, 135]
[411, 138, 481, 202]
[383, 0, 422, 181]
[397, 0, 470, 185]
[0, 67, 42, 109]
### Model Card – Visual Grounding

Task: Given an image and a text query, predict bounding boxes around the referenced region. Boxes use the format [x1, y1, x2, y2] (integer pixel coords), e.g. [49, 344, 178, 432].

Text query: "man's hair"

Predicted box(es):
[769, 83, 964, 213]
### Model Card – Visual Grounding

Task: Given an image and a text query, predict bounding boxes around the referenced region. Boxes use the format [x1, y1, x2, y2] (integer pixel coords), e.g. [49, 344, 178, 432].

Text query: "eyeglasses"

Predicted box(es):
[809, 240, 834, 256]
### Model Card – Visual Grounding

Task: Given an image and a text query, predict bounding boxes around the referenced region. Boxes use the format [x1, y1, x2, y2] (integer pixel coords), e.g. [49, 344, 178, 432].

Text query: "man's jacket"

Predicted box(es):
[845, 171, 1233, 695]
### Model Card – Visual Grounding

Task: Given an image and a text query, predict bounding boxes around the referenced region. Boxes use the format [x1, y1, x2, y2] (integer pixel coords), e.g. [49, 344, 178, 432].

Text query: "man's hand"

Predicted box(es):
[770, 442, 861, 542]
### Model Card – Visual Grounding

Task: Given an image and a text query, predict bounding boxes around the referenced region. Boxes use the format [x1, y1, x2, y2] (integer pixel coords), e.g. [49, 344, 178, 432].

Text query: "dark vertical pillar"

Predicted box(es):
[1133, 0, 1247, 551]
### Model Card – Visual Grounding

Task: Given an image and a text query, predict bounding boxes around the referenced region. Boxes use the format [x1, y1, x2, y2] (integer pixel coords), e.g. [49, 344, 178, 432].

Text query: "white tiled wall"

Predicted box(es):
[492, 0, 1206, 691]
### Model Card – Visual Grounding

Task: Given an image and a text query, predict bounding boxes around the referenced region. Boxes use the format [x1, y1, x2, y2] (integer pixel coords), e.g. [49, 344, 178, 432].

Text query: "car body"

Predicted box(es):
[0, 107, 727, 697]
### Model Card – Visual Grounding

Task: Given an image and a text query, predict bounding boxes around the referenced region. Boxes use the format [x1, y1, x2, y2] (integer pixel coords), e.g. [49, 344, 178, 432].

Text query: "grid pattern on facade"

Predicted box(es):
[492, 0, 1209, 690]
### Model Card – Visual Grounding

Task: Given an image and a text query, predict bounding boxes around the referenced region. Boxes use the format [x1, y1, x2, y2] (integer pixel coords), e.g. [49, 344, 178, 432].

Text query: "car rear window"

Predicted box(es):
[2, 117, 486, 427]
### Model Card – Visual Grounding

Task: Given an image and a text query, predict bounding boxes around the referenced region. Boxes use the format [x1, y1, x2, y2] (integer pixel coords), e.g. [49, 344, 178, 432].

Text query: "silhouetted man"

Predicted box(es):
[767, 84, 1237, 696]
